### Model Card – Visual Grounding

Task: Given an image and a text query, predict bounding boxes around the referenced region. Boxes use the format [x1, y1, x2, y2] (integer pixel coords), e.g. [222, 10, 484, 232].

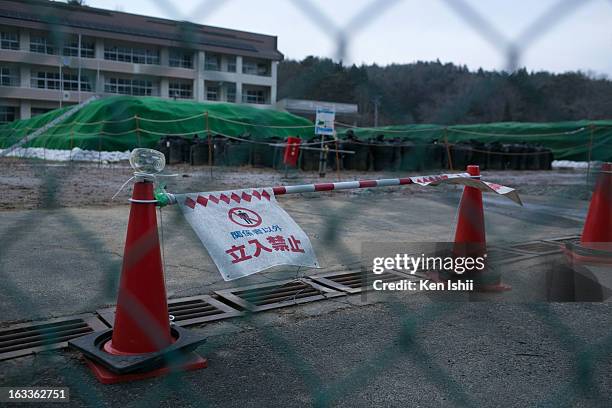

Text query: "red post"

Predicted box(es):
[283, 137, 301, 167]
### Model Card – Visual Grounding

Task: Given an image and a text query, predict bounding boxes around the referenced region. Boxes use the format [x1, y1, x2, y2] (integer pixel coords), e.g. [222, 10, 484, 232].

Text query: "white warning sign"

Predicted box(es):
[176, 188, 319, 281]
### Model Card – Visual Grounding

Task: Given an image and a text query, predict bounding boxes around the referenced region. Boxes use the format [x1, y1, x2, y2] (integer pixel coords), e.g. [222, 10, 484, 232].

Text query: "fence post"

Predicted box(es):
[586, 124, 594, 185]
[21, 130, 27, 159]
[206, 111, 213, 178]
[335, 138, 341, 177]
[70, 127, 74, 161]
[444, 127, 454, 171]
[318, 138, 328, 178]
[135, 115, 141, 147]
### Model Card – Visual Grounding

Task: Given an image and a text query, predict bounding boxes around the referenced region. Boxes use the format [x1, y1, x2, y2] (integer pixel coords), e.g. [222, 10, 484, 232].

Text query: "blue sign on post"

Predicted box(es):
[315, 107, 335, 136]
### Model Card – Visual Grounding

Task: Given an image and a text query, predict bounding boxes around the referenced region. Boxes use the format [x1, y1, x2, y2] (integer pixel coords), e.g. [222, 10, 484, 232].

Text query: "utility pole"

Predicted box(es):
[373, 96, 381, 127]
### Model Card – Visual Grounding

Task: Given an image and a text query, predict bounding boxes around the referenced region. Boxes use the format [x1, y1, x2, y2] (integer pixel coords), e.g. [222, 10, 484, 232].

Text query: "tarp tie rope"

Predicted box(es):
[112, 172, 179, 201]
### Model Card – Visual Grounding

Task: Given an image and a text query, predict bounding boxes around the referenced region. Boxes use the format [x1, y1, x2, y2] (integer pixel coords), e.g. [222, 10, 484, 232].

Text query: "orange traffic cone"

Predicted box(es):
[106, 180, 173, 354]
[581, 162, 612, 249]
[565, 162, 612, 264]
[453, 165, 510, 292]
[454, 165, 486, 256]
[70, 178, 207, 384]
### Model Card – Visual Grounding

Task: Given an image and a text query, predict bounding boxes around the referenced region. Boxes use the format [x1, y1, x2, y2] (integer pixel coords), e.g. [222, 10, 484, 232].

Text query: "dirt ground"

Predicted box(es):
[0, 158, 594, 211]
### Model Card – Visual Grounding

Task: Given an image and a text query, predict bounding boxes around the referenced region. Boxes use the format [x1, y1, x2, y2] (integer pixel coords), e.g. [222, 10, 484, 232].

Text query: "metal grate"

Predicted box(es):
[215, 278, 344, 312]
[0, 314, 107, 361]
[544, 235, 581, 245]
[486, 248, 532, 263]
[309, 269, 408, 294]
[96, 295, 242, 328]
[509, 241, 563, 255]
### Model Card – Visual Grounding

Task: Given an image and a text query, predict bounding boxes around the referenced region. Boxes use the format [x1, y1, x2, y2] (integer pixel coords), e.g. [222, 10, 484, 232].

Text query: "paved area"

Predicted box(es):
[1, 299, 610, 407]
[0, 190, 587, 322]
[0, 164, 610, 407]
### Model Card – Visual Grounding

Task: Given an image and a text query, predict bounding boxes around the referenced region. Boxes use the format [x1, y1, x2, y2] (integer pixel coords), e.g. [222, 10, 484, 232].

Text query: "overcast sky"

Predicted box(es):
[81, 0, 612, 76]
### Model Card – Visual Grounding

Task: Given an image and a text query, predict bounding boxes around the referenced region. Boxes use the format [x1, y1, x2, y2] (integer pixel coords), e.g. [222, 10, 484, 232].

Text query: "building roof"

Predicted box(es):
[0, 0, 283, 60]
[277, 99, 359, 115]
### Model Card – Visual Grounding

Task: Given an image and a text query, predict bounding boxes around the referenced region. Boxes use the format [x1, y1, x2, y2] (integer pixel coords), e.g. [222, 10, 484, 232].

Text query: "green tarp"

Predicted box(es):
[1, 95, 610, 161]
[0, 96, 315, 151]
[342, 122, 612, 162]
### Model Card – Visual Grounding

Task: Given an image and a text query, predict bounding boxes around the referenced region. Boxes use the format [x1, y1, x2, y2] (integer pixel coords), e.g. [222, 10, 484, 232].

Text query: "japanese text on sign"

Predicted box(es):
[177, 188, 319, 281]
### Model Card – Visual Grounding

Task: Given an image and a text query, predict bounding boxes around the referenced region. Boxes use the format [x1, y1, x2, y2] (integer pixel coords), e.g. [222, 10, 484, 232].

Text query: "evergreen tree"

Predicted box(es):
[278, 57, 612, 125]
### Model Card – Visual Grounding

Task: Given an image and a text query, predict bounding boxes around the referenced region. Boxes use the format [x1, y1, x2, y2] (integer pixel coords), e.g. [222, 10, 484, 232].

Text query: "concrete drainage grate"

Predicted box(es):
[309, 270, 407, 294]
[97, 295, 242, 328]
[215, 278, 344, 312]
[509, 241, 563, 255]
[0, 314, 108, 361]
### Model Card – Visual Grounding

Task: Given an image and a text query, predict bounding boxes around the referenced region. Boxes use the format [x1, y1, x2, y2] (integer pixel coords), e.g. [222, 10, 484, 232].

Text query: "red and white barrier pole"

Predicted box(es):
[272, 176, 416, 195]
[165, 172, 522, 205]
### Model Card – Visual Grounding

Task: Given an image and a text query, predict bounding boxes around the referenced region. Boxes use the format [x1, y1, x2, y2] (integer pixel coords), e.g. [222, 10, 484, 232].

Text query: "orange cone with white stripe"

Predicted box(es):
[565, 162, 612, 264]
[453, 165, 510, 292]
[581, 162, 612, 250]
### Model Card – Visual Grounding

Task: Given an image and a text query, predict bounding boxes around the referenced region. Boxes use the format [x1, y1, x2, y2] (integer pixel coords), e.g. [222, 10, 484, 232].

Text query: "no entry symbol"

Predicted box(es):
[228, 207, 262, 228]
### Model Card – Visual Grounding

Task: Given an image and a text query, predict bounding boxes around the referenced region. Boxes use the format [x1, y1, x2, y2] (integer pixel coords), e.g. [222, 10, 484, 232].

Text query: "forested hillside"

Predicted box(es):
[278, 57, 612, 126]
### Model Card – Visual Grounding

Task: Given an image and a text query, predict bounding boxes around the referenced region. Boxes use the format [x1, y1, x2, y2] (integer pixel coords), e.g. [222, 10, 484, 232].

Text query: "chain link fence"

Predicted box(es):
[0, 1, 610, 406]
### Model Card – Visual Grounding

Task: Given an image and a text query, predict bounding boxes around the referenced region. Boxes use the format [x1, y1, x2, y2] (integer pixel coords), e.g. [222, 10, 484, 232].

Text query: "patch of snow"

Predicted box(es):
[552, 160, 601, 170]
[0, 147, 131, 162]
